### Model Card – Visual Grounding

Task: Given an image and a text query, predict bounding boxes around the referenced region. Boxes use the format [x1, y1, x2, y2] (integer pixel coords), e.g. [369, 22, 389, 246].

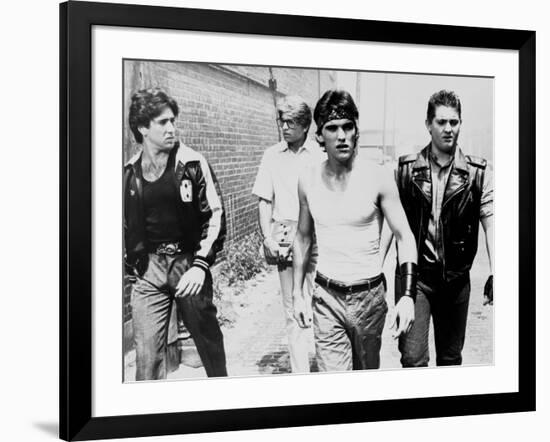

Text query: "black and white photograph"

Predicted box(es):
[1, 0, 545, 438]
[51, 1, 538, 440]
[122, 59, 494, 382]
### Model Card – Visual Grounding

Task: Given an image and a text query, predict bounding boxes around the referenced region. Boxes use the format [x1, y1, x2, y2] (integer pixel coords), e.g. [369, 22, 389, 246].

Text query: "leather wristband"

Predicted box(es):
[399, 262, 417, 302]
[192, 257, 210, 272]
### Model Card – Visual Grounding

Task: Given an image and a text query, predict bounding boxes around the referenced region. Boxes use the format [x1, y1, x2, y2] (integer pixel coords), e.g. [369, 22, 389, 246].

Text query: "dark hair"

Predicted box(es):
[426, 90, 462, 123]
[276, 95, 312, 132]
[313, 89, 359, 135]
[129, 88, 179, 144]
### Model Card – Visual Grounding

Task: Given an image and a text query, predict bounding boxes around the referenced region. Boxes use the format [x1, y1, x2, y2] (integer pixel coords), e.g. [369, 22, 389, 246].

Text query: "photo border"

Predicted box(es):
[60, 1, 536, 440]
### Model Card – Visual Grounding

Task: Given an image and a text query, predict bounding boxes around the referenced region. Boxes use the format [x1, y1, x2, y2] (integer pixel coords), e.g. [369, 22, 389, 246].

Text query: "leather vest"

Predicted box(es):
[396, 145, 487, 282]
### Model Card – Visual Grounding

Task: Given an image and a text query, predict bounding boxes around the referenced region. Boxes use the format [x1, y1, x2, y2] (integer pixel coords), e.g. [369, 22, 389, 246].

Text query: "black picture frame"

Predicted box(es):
[60, 1, 536, 440]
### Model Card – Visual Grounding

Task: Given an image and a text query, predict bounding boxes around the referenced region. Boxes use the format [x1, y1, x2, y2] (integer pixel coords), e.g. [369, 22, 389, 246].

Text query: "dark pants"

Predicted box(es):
[395, 274, 470, 367]
[131, 252, 227, 380]
[313, 278, 388, 371]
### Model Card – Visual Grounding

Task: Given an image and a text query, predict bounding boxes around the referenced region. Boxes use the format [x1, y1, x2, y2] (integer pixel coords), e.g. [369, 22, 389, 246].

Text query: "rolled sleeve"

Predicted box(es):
[480, 167, 493, 219]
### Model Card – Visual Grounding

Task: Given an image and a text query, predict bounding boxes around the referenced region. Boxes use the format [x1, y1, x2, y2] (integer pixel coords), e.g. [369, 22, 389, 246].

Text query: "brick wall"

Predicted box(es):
[122, 59, 336, 324]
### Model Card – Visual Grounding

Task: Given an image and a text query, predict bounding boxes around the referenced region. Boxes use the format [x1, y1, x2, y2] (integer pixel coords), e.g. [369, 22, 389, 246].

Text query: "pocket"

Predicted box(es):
[360, 284, 387, 314]
[311, 283, 330, 305]
[312, 283, 325, 305]
[370, 287, 389, 320]
[380, 293, 389, 314]
[377, 282, 389, 313]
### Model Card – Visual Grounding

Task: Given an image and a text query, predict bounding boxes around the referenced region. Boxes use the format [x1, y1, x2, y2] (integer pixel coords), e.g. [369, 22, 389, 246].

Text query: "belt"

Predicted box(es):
[148, 241, 186, 256]
[315, 272, 385, 294]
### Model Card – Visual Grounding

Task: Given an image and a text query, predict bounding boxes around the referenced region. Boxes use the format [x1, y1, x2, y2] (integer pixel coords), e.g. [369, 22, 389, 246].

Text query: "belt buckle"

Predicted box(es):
[157, 242, 179, 256]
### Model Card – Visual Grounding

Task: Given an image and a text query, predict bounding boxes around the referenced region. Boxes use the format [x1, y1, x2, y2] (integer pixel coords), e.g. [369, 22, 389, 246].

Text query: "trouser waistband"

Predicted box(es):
[315, 272, 385, 294]
[147, 241, 187, 255]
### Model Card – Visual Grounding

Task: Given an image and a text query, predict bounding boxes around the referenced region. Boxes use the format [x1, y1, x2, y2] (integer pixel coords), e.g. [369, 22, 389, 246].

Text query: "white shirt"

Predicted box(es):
[252, 138, 324, 222]
[305, 157, 388, 282]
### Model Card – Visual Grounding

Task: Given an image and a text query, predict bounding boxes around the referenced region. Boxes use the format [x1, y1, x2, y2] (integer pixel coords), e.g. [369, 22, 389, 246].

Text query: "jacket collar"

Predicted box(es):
[413, 144, 468, 171]
[442, 146, 469, 207]
[125, 150, 143, 169]
[412, 144, 431, 171]
[126, 140, 192, 170]
[411, 143, 470, 206]
[411, 144, 432, 203]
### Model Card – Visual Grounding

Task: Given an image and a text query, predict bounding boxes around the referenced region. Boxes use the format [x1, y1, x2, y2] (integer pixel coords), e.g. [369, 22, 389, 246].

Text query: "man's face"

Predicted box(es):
[278, 112, 308, 145]
[317, 118, 357, 163]
[140, 106, 177, 151]
[426, 105, 461, 154]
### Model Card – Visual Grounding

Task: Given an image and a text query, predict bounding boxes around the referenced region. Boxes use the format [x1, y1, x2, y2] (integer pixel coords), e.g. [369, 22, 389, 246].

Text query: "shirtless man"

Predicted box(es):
[292, 89, 418, 371]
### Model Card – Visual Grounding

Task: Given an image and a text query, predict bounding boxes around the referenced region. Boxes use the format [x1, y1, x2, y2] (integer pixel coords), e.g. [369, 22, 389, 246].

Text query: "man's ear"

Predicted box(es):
[138, 125, 148, 138]
[315, 132, 325, 147]
[425, 119, 431, 134]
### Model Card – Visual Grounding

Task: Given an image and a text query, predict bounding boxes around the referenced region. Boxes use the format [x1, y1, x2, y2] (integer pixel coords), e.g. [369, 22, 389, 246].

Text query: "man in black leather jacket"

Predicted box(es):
[384, 89, 493, 367]
[124, 88, 227, 380]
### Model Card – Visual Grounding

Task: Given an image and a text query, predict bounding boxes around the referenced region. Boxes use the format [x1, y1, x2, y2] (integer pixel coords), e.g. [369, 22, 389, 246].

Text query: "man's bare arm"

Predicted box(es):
[379, 166, 398, 266]
[379, 221, 395, 267]
[379, 178, 416, 265]
[481, 215, 494, 305]
[481, 215, 493, 274]
[258, 198, 273, 239]
[291, 174, 314, 328]
[379, 170, 417, 337]
[258, 198, 282, 263]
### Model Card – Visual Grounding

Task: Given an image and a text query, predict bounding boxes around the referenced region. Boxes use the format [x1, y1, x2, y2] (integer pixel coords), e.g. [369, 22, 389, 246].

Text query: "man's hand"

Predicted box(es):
[263, 237, 280, 264]
[293, 291, 312, 328]
[278, 243, 293, 263]
[175, 266, 206, 298]
[264, 237, 292, 265]
[483, 275, 493, 305]
[390, 296, 415, 339]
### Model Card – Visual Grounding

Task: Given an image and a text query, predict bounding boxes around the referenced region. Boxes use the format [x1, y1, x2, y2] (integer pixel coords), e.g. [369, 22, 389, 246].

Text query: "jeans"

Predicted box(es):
[312, 278, 388, 371]
[131, 252, 227, 380]
[396, 274, 470, 367]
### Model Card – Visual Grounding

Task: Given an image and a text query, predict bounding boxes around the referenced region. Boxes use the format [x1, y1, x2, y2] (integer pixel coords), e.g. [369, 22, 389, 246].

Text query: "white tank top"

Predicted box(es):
[306, 159, 384, 283]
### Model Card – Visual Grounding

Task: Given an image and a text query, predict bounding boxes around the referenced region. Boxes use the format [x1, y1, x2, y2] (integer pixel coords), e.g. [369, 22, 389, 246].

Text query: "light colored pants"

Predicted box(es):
[313, 278, 387, 372]
[278, 265, 315, 373]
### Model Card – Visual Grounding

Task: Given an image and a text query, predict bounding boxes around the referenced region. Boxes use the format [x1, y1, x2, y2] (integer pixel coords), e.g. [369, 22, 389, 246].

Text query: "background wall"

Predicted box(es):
[123, 61, 329, 245]
[0, 0, 546, 441]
